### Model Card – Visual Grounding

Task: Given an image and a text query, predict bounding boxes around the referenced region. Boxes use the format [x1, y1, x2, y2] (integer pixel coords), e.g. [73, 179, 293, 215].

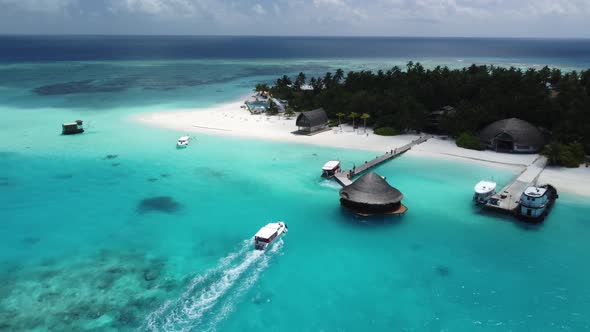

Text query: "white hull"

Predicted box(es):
[254, 222, 288, 250]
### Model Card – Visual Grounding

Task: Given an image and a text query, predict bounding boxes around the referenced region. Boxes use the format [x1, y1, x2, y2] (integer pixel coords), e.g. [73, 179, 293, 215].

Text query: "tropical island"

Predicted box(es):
[265, 63, 590, 167]
[137, 62, 590, 198]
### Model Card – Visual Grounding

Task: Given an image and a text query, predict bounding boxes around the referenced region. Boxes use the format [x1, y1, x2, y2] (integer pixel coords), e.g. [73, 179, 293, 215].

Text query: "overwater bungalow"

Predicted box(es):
[339, 172, 407, 216]
[479, 118, 545, 153]
[62, 120, 84, 135]
[295, 108, 329, 134]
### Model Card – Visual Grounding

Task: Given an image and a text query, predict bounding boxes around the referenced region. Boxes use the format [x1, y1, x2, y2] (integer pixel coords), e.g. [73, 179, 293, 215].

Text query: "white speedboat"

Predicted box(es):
[176, 136, 190, 149]
[321, 160, 341, 178]
[473, 180, 497, 205]
[254, 222, 288, 250]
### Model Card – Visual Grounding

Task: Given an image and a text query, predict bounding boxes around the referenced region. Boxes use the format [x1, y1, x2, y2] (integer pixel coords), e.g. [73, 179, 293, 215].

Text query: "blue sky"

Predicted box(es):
[0, 0, 589, 37]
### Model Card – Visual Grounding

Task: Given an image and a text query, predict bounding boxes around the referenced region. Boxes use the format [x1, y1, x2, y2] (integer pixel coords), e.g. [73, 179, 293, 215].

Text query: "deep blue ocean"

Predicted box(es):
[1, 36, 590, 67]
[1, 36, 590, 331]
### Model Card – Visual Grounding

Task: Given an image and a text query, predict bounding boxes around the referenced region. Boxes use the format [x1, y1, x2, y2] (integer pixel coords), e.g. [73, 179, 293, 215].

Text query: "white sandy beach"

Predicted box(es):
[135, 99, 590, 197]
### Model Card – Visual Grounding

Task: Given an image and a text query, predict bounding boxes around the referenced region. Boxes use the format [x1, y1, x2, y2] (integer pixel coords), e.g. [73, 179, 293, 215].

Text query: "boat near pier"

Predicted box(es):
[518, 184, 558, 222]
[473, 180, 497, 205]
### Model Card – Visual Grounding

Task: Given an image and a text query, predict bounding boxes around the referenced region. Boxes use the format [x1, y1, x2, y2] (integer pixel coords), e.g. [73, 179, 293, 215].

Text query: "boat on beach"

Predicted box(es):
[176, 136, 190, 149]
[321, 160, 341, 178]
[518, 184, 558, 222]
[254, 222, 288, 250]
[473, 180, 497, 205]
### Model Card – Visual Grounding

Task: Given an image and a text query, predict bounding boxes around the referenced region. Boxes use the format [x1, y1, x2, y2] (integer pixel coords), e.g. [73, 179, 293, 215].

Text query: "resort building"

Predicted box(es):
[270, 98, 286, 113]
[339, 172, 407, 216]
[295, 108, 329, 134]
[479, 118, 545, 153]
[426, 105, 455, 132]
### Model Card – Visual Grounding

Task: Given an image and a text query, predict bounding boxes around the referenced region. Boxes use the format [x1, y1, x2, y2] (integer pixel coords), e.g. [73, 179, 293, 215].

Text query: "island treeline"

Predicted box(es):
[264, 62, 590, 159]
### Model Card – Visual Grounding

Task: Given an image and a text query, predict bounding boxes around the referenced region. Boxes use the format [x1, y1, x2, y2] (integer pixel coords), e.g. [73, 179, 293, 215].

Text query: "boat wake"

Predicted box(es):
[319, 179, 341, 190]
[143, 239, 283, 332]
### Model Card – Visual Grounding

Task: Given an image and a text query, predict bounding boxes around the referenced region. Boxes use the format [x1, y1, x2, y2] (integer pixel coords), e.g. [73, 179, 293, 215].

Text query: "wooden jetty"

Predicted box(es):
[334, 135, 432, 187]
[485, 156, 548, 213]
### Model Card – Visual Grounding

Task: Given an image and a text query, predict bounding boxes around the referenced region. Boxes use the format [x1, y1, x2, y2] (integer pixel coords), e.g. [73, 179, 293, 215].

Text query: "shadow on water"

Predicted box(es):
[479, 208, 544, 232]
[434, 265, 451, 277]
[137, 196, 182, 214]
[337, 207, 405, 229]
[0, 151, 19, 159]
[0, 177, 16, 187]
[54, 174, 74, 180]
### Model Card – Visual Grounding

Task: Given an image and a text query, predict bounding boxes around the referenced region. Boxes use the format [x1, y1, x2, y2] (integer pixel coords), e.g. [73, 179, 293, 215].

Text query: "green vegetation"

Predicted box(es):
[269, 62, 590, 154]
[374, 127, 400, 136]
[456, 132, 486, 150]
[254, 83, 269, 92]
[542, 142, 585, 167]
[361, 113, 371, 132]
[284, 107, 295, 119]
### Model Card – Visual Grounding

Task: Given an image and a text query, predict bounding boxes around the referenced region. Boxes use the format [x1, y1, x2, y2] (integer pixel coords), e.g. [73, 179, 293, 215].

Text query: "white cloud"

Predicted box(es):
[252, 3, 266, 15]
[0, 0, 588, 37]
[0, 0, 75, 13]
[114, 0, 200, 16]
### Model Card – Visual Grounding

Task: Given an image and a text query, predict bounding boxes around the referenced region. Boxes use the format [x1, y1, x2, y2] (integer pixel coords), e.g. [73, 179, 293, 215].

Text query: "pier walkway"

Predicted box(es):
[485, 156, 548, 212]
[334, 135, 432, 187]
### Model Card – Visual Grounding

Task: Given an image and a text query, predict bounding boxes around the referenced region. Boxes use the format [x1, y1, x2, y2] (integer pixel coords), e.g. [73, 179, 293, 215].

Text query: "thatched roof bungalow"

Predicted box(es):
[296, 108, 329, 134]
[339, 172, 407, 216]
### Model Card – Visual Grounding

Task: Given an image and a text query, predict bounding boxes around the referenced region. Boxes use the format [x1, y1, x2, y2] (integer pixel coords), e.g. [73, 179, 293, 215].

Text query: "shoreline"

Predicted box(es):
[134, 98, 590, 197]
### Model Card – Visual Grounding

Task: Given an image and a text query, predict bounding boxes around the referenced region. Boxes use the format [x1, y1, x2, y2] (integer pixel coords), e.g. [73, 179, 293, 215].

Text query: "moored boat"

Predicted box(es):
[321, 160, 341, 178]
[473, 180, 497, 205]
[62, 120, 84, 135]
[176, 136, 190, 149]
[518, 184, 558, 221]
[254, 222, 288, 250]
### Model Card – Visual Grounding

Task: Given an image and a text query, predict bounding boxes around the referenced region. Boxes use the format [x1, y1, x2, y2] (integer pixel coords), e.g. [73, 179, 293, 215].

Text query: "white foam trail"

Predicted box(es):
[143, 240, 251, 332]
[204, 239, 284, 332]
[173, 250, 264, 329]
[143, 238, 284, 332]
[319, 179, 341, 190]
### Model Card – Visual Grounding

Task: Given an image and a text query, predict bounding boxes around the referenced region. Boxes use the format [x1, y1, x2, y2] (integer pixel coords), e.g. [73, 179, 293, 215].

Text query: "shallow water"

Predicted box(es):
[1, 40, 590, 331]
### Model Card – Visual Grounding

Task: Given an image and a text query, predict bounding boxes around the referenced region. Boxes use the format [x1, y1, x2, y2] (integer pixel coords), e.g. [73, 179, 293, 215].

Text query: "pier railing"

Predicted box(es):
[334, 135, 433, 187]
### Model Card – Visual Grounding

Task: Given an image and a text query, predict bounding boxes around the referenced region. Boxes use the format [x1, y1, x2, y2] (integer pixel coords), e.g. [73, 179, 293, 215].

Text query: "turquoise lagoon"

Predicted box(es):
[1, 58, 590, 332]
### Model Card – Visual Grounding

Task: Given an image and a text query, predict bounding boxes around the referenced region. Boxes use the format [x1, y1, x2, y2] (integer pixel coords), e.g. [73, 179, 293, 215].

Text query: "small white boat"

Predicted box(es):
[254, 221, 288, 250]
[473, 180, 497, 205]
[176, 136, 190, 149]
[321, 160, 341, 178]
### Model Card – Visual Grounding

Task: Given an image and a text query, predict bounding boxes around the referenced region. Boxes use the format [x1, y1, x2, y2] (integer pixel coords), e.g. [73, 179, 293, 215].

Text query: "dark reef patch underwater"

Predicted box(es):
[0, 250, 181, 331]
[137, 196, 182, 214]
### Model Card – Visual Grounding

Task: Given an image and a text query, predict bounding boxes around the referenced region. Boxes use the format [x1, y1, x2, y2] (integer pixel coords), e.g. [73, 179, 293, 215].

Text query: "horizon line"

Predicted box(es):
[0, 33, 589, 41]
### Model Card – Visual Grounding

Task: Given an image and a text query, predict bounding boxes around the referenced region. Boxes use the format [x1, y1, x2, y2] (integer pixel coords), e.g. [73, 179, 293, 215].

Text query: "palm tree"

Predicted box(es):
[334, 68, 344, 83]
[285, 107, 295, 119]
[349, 112, 359, 130]
[336, 112, 345, 126]
[361, 113, 371, 133]
[295, 72, 306, 90]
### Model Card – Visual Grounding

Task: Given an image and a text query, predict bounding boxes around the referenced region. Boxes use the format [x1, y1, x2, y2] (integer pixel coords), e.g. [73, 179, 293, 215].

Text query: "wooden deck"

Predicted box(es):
[334, 135, 432, 187]
[485, 156, 548, 213]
